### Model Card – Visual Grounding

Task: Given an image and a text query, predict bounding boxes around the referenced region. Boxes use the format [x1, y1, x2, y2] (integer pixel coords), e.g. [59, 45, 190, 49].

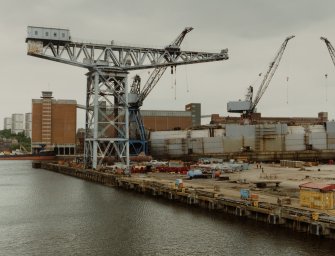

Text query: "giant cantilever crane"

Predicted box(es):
[321, 37, 335, 67]
[128, 27, 193, 155]
[227, 35, 294, 118]
[26, 26, 228, 170]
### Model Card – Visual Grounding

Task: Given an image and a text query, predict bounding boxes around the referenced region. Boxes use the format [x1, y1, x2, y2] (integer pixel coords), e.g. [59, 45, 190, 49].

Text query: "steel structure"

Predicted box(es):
[227, 35, 294, 116]
[26, 26, 228, 170]
[128, 27, 193, 155]
[321, 37, 335, 67]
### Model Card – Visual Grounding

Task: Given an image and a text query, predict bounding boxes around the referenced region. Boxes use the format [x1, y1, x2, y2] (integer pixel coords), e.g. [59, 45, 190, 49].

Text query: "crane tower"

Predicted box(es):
[25, 26, 229, 170]
[227, 35, 294, 120]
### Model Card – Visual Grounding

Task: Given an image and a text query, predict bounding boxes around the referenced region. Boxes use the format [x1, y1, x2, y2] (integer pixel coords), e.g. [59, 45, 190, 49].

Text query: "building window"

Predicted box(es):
[34, 31, 38, 35]
[54, 33, 57, 37]
[45, 32, 49, 36]
[62, 33, 65, 38]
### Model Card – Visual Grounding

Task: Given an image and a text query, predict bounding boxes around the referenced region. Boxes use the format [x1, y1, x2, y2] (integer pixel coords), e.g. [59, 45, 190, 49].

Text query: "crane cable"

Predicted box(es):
[174, 66, 177, 100]
[325, 74, 328, 109]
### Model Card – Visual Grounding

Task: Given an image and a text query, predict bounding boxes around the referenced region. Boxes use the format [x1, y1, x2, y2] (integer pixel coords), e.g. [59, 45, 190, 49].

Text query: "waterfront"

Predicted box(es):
[0, 161, 334, 255]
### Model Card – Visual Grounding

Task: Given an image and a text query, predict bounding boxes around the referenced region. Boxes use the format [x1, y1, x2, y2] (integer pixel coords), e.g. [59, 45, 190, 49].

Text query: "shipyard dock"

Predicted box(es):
[34, 161, 335, 239]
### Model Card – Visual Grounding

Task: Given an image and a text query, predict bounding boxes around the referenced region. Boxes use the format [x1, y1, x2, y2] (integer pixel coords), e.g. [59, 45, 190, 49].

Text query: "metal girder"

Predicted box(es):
[84, 69, 129, 169]
[26, 40, 228, 71]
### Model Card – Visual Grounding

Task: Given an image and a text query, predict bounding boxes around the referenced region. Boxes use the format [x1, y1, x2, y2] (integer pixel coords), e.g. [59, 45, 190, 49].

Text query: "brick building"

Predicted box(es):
[141, 110, 192, 131]
[32, 91, 76, 155]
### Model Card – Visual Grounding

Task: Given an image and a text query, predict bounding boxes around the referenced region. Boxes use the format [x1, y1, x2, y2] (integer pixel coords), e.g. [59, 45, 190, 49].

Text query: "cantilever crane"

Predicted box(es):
[321, 37, 335, 67]
[227, 35, 295, 119]
[128, 27, 193, 155]
[25, 26, 228, 170]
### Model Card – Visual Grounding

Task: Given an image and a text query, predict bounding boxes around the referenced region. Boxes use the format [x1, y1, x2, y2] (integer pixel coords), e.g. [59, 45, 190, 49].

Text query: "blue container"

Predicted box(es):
[187, 169, 203, 178]
[240, 189, 250, 199]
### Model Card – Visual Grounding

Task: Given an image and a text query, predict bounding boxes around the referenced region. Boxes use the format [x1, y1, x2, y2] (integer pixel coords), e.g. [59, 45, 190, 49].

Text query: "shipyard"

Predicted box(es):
[2, 1, 335, 255]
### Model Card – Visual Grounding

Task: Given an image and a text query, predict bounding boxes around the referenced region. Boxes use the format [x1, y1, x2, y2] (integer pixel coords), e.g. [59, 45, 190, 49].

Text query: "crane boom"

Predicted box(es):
[251, 35, 295, 112]
[138, 27, 194, 105]
[321, 37, 335, 68]
[26, 37, 227, 71]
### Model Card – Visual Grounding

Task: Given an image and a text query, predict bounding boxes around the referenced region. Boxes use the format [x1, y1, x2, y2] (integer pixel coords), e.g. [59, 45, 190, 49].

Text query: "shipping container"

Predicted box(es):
[240, 189, 250, 199]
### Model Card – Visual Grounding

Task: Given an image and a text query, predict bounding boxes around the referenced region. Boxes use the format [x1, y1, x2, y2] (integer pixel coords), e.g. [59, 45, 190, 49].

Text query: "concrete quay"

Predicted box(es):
[35, 162, 335, 239]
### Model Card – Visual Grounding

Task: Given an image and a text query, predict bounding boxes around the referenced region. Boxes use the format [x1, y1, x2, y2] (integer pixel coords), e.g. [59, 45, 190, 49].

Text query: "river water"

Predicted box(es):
[0, 161, 334, 255]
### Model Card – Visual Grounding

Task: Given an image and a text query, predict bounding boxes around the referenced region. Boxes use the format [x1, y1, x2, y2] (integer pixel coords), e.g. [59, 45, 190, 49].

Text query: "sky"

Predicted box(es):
[1, 0, 335, 128]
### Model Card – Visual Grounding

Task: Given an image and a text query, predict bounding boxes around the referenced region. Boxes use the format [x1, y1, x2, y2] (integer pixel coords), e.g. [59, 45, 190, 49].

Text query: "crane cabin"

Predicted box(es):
[26, 26, 71, 44]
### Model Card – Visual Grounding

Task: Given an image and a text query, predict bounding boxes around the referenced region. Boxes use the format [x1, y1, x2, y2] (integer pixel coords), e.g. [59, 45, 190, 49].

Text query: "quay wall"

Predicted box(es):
[37, 162, 335, 240]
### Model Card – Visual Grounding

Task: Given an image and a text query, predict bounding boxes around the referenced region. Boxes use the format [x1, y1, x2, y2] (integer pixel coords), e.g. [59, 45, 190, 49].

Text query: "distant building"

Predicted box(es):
[32, 91, 77, 155]
[211, 112, 328, 125]
[3, 117, 12, 130]
[25, 113, 32, 138]
[185, 103, 201, 127]
[141, 110, 192, 131]
[140, 103, 201, 132]
[11, 114, 24, 134]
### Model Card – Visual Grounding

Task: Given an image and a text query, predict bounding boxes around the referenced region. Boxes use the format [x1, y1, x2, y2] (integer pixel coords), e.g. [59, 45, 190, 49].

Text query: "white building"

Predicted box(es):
[11, 114, 24, 134]
[3, 117, 12, 130]
[25, 113, 32, 138]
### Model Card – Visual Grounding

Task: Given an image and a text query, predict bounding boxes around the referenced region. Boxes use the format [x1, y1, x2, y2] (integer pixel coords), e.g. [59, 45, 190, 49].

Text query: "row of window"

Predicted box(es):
[34, 30, 66, 38]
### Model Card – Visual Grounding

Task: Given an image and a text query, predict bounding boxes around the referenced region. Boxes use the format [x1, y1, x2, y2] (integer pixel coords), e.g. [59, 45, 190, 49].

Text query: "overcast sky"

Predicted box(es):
[1, 0, 335, 128]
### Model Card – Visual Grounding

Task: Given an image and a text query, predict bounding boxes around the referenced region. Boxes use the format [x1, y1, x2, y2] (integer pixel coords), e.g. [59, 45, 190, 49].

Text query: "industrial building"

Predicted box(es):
[32, 91, 76, 155]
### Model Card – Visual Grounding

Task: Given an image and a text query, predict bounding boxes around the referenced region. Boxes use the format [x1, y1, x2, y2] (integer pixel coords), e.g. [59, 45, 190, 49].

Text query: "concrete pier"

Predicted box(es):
[36, 162, 335, 239]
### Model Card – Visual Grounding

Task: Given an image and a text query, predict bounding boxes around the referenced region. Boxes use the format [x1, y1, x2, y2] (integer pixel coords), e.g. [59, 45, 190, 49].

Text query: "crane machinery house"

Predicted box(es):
[26, 26, 71, 43]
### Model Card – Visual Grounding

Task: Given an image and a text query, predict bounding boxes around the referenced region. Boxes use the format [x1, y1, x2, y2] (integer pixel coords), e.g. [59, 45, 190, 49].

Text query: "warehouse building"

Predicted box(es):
[32, 91, 76, 155]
